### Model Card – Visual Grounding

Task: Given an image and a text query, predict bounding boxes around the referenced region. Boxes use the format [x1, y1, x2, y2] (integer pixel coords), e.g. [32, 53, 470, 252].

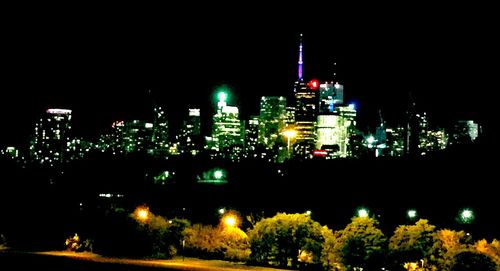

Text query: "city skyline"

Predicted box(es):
[1, 12, 494, 147]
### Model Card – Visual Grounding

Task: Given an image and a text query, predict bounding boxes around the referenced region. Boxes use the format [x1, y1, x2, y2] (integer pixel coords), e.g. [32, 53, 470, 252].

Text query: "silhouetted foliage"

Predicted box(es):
[451, 251, 496, 271]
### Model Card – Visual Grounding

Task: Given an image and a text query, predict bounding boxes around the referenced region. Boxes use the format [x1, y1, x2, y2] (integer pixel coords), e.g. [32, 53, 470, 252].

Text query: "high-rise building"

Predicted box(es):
[335, 104, 357, 157]
[96, 120, 125, 154]
[151, 106, 169, 156]
[245, 116, 259, 157]
[285, 107, 296, 127]
[448, 120, 480, 146]
[178, 108, 202, 155]
[316, 104, 357, 158]
[386, 127, 405, 157]
[30, 109, 72, 166]
[332, 82, 344, 105]
[258, 96, 287, 149]
[211, 92, 243, 152]
[316, 114, 338, 155]
[123, 120, 154, 154]
[403, 98, 420, 156]
[319, 81, 344, 114]
[293, 35, 318, 158]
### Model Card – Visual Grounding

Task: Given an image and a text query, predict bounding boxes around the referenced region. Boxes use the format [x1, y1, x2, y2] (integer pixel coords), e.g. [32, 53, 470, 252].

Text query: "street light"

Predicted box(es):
[305, 210, 312, 216]
[357, 208, 369, 218]
[283, 129, 297, 157]
[459, 208, 474, 224]
[224, 216, 237, 227]
[407, 209, 417, 220]
[134, 206, 150, 223]
[221, 213, 239, 228]
[214, 170, 224, 180]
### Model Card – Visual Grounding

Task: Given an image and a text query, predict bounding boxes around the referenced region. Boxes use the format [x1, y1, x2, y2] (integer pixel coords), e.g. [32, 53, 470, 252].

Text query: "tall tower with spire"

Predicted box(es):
[298, 33, 304, 82]
[292, 34, 318, 158]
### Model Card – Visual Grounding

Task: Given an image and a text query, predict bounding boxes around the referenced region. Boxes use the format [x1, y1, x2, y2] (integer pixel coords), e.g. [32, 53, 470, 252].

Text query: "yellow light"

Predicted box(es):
[138, 210, 149, 220]
[224, 216, 237, 227]
[134, 206, 150, 222]
[283, 130, 297, 138]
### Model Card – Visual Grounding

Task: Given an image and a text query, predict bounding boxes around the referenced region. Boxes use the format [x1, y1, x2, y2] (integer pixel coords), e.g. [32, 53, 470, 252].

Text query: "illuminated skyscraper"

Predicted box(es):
[212, 91, 243, 152]
[258, 96, 287, 149]
[319, 81, 344, 114]
[30, 109, 72, 166]
[316, 104, 357, 158]
[178, 108, 202, 155]
[293, 35, 318, 157]
[245, 116, 259, 157]
[151, 106, 169, 156]
[448, 120, 480, 146]
[123, 120, 154, 154]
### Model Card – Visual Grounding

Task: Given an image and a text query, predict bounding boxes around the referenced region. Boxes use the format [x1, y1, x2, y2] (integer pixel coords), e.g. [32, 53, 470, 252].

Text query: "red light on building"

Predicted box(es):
[308, 79, 320, 90]
[313, 150, 327, 157]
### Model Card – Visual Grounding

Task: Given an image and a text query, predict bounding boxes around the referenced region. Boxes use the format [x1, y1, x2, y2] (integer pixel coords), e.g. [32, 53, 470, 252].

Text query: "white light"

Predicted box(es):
[348, 104, 355, 110]
[145, 123, 153, 128]
[218, 208, 225, 214]
[47, 109, 72, 114]
[462, 210, 473, 218]
[408, 210, 417, 218]
[358, 209, 369, 218]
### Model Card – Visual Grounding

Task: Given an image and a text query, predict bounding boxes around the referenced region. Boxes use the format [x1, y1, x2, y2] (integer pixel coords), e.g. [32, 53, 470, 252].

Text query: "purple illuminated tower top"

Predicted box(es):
[298, 33, 303, 81]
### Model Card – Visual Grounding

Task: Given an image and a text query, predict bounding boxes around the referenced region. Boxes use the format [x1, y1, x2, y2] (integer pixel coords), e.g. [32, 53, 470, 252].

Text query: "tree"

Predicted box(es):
[474, 239, 500, 267]
[451, 251, 497, 271]
[183, 224, 250, 262]
[321, 217, 386, 271]
[389, 219, 437, 269]
[247, 213, 325, 268]
[432, 229, 471, 270]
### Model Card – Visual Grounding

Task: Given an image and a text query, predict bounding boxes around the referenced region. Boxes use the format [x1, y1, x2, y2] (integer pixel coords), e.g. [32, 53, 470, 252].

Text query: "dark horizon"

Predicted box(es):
[1, 8, 495, 147]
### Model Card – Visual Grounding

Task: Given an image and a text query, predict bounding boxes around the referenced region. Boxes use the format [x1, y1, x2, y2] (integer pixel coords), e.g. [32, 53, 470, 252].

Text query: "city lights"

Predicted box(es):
[308, 79, 320, 90]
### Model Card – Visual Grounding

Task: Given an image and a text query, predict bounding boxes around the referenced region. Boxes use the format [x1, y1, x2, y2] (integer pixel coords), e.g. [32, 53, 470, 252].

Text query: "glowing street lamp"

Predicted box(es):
[221, 213, 239, 228]
[305, 210, 312, 216]
[459, 208, 474, 224]
[357, 208, 369, 218]
[134, 206, 150, 222]
[214, 170, 224, 180]
[407, 209, 417, 219]
[218, 208, 225, 215]
[224, 215, 237, 227]
[283, 130, 297, 156]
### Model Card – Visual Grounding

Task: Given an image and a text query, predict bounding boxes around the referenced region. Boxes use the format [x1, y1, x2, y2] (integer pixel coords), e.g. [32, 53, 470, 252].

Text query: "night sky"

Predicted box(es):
[1, 7, 496, 148]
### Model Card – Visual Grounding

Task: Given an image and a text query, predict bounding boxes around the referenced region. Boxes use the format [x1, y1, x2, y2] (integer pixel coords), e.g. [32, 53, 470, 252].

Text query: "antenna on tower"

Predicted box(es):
[378, 109, 384, 127]
[297, 33, 304, 81]
[333, 60, 338, 83]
